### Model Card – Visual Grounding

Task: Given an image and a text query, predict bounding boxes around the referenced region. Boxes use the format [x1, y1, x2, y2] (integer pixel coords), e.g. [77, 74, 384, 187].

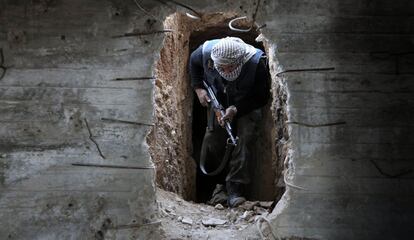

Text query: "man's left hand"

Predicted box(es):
[219, 105, 237, 127]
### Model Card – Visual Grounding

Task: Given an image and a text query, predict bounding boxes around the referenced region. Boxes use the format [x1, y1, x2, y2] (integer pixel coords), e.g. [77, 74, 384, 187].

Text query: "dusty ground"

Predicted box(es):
[156, 188, 277, 240]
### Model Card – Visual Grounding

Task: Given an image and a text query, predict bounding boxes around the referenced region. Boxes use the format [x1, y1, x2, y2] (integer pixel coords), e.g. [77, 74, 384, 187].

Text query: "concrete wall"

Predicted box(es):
[0, 0, 163, 239]
[256, 1, 414, 239]
[1, 0, 413, 239]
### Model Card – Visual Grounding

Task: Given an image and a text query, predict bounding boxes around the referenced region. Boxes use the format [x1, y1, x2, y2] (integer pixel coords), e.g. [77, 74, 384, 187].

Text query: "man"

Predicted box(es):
[189, 37, 270, 207]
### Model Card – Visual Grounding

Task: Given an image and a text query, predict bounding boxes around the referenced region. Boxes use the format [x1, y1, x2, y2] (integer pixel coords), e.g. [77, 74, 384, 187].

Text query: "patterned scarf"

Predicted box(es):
[211, 37, 256, 81]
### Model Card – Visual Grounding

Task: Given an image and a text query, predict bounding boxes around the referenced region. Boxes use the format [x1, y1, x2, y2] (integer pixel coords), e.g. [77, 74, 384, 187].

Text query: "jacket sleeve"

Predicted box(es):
[189, 46, 205, 89]
[233, 57, 270, 117]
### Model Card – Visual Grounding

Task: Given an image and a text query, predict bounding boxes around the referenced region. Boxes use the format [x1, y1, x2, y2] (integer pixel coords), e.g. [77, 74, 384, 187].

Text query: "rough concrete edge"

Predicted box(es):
[256, 33, 295, 234]
[143, 9, 178, 238]
[147, 8, 295, 237]
[148, 10, 246, 199]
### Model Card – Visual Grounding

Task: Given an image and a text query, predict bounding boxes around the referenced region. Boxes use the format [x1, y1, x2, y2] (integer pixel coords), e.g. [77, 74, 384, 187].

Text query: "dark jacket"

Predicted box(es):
[189, 41, 270, 117]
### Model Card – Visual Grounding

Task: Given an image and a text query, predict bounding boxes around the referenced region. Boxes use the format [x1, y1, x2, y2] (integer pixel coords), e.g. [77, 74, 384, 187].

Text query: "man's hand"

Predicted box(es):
[195, 88, 211, 107]
[219, 105, 237, 127]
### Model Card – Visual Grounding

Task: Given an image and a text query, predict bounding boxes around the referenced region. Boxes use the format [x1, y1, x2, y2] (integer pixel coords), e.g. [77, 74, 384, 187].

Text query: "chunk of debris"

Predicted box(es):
[226, 210, 238, 223]
[164, 206, 176, 215]
[214, 203, 225, 210]
[253, 206, 268, 215]
[238, 224, 248, 230]
[200, 207, 208, 212]
[240, 201, 259, 210]
[240, 210, 254, 221]
[259, 201, 273, 209]
[202, 218, 227, 227]
[181, 217, 193, 225]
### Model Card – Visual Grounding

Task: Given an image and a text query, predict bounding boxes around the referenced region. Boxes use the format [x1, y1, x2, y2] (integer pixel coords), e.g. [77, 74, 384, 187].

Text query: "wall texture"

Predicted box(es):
[257, 1, 414, 239]
[0, 0, 413, 239]
[0, 0, 164, 239]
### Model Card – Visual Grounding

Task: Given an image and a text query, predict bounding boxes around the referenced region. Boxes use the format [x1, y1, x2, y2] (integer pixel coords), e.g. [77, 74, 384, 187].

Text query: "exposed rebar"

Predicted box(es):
[251, 0, 262, 24]
[276, 67, 335, 76]
[132, 0, 162, 21]
[287, 121, 346, 128]
[229, 16, 252, 32]
[72, 163, 154, 170]
[112, 29, 173, 38]
[154, 0, 201, 18]
[111, 77, 155, 81]
[370, 159, 413, 178]
[101, 117, 154, 126]
[84, 118, 106, 159]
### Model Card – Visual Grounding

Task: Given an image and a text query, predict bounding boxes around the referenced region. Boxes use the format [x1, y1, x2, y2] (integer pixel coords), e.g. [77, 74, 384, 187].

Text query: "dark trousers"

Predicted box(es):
[200, 107, 262, 184]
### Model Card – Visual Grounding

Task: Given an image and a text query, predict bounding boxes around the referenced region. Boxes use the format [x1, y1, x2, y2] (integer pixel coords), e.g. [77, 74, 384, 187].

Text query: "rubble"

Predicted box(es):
[240, 201, 259, 210]
[157, 188, 271, 239]
[240, 211, 254, 221]
[214, 203, 225, 210]
[226, 209, 238, 223]
[259, 201, 273, 209]
[181, 217, 193, 225]
[253, 206, 268, 215]
[202, 218, 227, 227]
[200, 207, 208, 212]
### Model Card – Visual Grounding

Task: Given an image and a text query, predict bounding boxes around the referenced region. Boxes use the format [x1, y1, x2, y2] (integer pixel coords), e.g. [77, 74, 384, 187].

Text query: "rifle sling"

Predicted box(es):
[200, 142, 234, 176]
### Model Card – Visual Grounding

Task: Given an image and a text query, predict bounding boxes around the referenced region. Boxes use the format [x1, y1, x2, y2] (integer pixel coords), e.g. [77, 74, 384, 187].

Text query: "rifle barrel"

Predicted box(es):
[225, 123, 237, 145]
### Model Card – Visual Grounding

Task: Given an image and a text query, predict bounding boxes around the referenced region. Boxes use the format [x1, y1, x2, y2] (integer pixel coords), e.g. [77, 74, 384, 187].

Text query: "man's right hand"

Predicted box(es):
[195, 88, 211, 107]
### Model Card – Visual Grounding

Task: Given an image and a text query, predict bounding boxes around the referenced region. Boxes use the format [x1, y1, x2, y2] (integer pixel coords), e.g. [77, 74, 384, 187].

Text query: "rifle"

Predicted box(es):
[203, 81, 238, 146]
[200, 81, 238, 176]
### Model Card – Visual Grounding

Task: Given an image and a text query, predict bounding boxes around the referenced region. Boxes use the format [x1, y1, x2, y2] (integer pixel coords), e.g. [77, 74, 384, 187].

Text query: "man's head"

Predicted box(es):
[211, 37, 256, 81]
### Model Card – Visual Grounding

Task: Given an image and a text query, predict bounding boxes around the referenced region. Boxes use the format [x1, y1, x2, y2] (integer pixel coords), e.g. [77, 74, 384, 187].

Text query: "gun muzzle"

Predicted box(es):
[225, 123, 237, 145]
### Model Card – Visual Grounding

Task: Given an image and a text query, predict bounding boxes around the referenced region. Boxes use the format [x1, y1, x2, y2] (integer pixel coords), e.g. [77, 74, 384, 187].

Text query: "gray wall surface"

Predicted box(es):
[0, 0, 162, 239]
[1, 0, 413, 239]
[259, 1, 414, 239]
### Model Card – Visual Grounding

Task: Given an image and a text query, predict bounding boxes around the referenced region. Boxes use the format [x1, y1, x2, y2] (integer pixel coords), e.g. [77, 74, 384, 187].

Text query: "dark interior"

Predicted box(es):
[189, 27, 268, 203]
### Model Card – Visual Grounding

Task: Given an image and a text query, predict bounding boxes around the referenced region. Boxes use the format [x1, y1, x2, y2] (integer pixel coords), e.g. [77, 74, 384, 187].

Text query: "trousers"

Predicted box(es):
[200, 107, 262, 184]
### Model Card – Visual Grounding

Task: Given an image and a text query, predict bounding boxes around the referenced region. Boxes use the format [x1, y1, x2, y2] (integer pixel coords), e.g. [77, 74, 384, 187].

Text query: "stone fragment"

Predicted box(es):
[181, 217, 193, 225]
[214, 203, 225, 210]
[238, 224, 248, 230]
[240, 210, 254, 221]
[202, 218, 227, 226]
[259, 201, 273, 208]
[240, 201, 259, 210]
[253, 206, 268, 215]
[226, 209, 238, 223]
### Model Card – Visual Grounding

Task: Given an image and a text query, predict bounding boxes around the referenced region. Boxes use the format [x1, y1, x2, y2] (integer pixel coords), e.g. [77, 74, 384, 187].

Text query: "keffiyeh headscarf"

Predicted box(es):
[211, 37, 257, 81]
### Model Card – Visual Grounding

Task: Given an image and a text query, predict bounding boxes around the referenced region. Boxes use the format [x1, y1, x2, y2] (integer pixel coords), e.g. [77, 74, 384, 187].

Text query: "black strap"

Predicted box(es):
[200, 142, 235, 176]
[200, 93, 237, 176]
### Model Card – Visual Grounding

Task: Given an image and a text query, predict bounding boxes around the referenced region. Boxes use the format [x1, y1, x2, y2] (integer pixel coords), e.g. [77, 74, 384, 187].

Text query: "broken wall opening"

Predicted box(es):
[148, 12, 287, 204]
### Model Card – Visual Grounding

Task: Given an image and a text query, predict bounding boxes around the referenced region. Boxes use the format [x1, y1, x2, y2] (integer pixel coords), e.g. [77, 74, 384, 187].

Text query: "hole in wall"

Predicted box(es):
[147, 12, 287, 205]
